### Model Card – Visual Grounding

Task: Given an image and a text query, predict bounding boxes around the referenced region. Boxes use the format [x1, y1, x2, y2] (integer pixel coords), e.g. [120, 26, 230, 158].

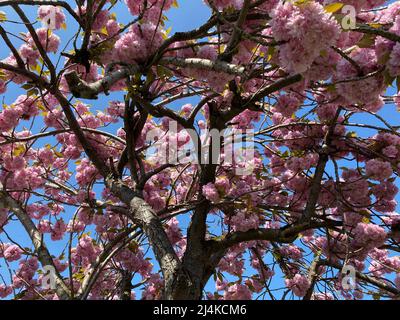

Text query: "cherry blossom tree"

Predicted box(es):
[1, 0, 400, 300]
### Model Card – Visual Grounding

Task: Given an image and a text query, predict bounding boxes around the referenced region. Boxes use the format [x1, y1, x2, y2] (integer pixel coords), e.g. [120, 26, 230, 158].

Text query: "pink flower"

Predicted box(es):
[0, 284, 12, 298]
[336, 48, 384, 109]
[14, 95, 39, 120]
[352, 222, 387, 251]
[270, 1, 340, 74]
[0, 108, 20, 131]
[312, 293, 334, 300]
[19, 44, 40, 66]
[114, 23, 165, 64]
[51, 219, 67, 241]
[4, 245, 23, 262]
[28, 28, 60, 53]
[366, 159, 393, 181]
[223, 283, 252, 300]
[215, 176, 231, 194]
[37, 220, 52, 233]
[382, 145, 398, 158]
[273, 93, 302, 118]
[38, 147, 55, 165]
[285, 274, 310, 297]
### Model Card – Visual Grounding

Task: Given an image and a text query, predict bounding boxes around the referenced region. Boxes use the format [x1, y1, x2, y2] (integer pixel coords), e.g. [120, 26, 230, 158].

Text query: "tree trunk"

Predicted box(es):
[165, 272, 203, 300]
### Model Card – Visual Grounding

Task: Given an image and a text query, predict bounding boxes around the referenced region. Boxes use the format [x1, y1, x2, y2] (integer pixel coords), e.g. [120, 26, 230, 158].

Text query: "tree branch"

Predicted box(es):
[65, 58, 246, 100]
[209, 220, 342, 252]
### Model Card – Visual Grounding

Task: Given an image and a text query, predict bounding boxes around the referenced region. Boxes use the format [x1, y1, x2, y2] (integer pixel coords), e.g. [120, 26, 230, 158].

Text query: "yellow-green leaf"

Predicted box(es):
[324, 3, 345, 13]
[368, 23, 384, 29]
[0, 11, 6, 22]
[13, 145, 26, 157]
[362, 217, 370, 224]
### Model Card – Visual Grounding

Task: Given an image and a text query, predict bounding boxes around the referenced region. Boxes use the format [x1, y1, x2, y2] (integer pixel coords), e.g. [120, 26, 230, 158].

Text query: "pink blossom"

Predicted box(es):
[0, 284, 12, 298]
[28, 28, 60, 53]
[202, 182, 220, 203]
[270, 1, 340, 74]
[366, 159, 393, 181]
[223, 283, 252, 300]
[3, 245, 23, 262]
[38, 6, 66, 30]
[285, 274, 310, 297]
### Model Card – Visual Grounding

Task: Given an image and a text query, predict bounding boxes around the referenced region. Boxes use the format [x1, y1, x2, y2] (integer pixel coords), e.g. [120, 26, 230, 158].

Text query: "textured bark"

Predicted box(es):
[106, 178, 191, 299]
[119, 271, 133, 300]
[65, 58, 247, 100]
